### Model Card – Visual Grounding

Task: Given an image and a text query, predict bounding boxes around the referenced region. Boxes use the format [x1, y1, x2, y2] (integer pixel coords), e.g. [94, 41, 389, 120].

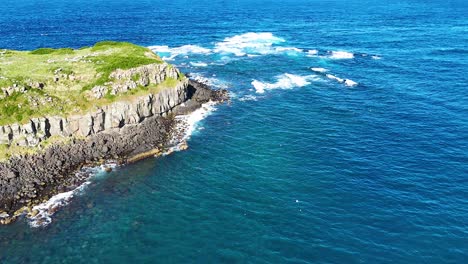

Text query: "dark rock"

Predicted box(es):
[0, 78, 228, 224]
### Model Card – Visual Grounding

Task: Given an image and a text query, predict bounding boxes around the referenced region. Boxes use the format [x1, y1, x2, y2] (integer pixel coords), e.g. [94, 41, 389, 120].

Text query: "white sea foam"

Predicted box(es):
[344, 79, 358, 87]
[328, 51, 354, 59]
[371, 55, 382, 60]
[311, 67, 328, 73]
[166, 101, 218, 154]
[239, 95, 258, 102]
[190, 61, 208, 67]
[252, 73, 317, 94]
[27, 163, 117, 228]
[326, 74, 358, 87]
[306, 49, 319, 56]
[214, 32, 286, 56]
[28, 184, 87, 227]
[274, 47, 304, 55]
[150, 33, 308, 61]
[326, 74, 345, 83]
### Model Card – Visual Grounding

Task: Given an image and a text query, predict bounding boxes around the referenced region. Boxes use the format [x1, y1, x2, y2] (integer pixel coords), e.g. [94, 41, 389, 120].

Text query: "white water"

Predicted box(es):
[239, 95, 258, 102]
[311, 67, 328, 73]
[214, 32, 286, 56]
[326, 74, 358, 87]
[151, 32, 300, 59]
[190, 61, 209, 67]
[328, 51, 354, 59]
[307, 49, 319, 56]
[252, 73, 318, 94]
[166, 101, 218, 153]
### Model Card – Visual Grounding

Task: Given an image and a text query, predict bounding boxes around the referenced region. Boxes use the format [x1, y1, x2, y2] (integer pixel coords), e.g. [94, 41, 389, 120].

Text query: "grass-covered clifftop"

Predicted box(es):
[0, 41, 182, 126]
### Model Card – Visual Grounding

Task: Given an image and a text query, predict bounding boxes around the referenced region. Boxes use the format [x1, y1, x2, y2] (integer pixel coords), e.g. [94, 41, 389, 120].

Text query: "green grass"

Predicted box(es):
[30, 48, 75, 55]
[0, 41, 177, 126]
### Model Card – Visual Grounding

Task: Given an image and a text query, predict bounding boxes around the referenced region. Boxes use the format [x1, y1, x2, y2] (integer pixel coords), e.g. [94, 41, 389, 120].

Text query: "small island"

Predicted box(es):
[0, 42, 227, 225]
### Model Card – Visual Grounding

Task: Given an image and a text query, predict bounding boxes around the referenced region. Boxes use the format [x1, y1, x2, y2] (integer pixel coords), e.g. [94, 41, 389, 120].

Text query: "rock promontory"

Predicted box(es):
[0, 42, 228, 224]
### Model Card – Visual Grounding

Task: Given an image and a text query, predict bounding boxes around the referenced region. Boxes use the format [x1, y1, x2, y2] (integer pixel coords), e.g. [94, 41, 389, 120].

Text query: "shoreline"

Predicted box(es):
[0, 80, 228, 226]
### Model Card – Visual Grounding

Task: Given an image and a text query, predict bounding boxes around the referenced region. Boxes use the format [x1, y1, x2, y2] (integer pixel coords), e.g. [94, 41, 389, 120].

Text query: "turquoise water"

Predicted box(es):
[1, 0, 468, 263]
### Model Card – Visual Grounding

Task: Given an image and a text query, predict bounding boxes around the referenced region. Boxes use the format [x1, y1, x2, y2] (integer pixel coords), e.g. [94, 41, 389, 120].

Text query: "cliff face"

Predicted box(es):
[0, 42, 230, 224]
[0, 78, 228, 223]
[0, 64, 188, 147]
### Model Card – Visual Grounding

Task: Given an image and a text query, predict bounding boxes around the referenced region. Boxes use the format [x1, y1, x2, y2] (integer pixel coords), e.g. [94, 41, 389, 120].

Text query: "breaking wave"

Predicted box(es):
[167, 101, 218, 154]
[306, 49, 319, 56]
[326, 74, 358, 87]
[311, 67, 328, 73]
[214, 32, 286, 56]
[190, 61, 209, 67]
[252, 73, 318, 94]
[328, 51, 355, 59]
[28, 163, 117, 228]
[150, 32, 306, 59]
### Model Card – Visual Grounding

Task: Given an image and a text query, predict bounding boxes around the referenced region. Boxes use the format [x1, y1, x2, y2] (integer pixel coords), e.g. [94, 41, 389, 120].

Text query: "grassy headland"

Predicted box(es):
[0, 41, 179, 126]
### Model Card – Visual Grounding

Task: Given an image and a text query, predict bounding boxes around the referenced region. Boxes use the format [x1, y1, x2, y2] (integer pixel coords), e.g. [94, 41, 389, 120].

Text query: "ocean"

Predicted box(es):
[1, 0, 467, 263]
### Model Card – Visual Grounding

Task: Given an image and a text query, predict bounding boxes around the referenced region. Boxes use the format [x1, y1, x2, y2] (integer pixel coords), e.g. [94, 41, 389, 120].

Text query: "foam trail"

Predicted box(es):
[311, 67, 328, 73]
[190, 62, 208, 67]
[372, 55, 382, 60]
[239, 95, 258, 102]
[166, 101, 218, 154]
[274, 47, 304, 56]
[150, 33, 306, 60]
[252, 73, 317, 94]
[344, 79, 358, 87]
[27, 163, 117, 227]
[326, 74, 358, 87]
[328, 51, 354, 59]
[307, 50, 319, 56]
[326, 74, 345, 83]
[29, 184, 87, 228]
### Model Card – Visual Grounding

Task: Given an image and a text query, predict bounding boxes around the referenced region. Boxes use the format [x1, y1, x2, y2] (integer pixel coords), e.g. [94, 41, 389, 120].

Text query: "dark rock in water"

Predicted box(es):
[0, 78, 228, 224]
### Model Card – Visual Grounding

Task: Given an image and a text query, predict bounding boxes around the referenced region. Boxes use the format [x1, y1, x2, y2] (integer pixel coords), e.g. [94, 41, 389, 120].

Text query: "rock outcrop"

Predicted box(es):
[0, 69, 188, 147]
[0, 78, 228, 224]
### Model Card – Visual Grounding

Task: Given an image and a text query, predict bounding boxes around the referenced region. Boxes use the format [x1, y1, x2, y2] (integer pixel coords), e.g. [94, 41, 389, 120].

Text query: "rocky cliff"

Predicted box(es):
[0, 63, 187, 147]
[0, 77, 228, 225]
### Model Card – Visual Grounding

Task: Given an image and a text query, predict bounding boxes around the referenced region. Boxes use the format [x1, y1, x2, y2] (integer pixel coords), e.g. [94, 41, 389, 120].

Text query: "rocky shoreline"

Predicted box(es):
[0, 79, 228, 225]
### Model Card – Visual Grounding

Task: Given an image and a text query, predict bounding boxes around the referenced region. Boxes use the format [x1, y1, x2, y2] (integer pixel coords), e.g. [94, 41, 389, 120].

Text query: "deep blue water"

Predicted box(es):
[1, 0, 468, 263]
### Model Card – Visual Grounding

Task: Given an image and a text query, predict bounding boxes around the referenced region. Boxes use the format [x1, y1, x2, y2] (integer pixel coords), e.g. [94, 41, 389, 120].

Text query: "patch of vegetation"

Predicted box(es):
[82, 42, 163, 91]
[30, 48, 74, 55]
[0, 41, 176, 127]
[131, 73, 141, 82]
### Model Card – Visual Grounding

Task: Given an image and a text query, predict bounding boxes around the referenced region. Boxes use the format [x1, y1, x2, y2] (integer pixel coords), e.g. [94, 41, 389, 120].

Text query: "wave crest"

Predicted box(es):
[252, 73, 317, 94]
[214, 32, 286, 56]
[328, 51, 354, 59]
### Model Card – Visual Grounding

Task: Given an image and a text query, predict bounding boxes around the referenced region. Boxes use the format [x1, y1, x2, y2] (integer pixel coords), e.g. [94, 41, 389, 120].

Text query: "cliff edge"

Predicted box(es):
[0, 42, 228, 225]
